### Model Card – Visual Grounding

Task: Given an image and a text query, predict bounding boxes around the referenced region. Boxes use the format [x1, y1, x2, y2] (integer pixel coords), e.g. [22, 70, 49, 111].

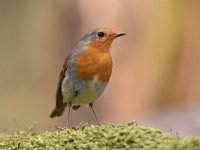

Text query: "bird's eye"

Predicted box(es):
[97, 32, 105, 38]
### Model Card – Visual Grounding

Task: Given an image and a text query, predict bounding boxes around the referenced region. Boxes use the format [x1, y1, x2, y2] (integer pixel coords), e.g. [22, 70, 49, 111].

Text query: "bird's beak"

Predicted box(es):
[114, 32, 126, 38]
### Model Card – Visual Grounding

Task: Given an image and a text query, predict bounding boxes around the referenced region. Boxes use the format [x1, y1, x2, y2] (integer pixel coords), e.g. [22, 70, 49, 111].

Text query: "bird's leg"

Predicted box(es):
[66, 102, 71, 128]
[89, 103, 101, 126]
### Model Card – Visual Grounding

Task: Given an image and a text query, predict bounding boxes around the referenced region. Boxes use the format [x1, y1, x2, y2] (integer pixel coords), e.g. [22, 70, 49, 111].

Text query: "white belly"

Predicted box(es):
[62, 76, 107, 105]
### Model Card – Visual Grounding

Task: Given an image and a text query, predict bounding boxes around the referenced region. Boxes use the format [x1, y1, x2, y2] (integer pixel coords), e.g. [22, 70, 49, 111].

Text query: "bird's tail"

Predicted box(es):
[50, 103, 67, 118]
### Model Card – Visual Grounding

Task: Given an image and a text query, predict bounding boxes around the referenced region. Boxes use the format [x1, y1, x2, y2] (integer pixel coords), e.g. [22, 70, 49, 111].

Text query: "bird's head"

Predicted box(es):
[81, 27, 125, 52]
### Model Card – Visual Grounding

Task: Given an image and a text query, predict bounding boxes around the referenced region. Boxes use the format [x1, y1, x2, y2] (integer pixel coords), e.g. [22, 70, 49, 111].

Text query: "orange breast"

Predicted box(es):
[75, 44, 113, 82]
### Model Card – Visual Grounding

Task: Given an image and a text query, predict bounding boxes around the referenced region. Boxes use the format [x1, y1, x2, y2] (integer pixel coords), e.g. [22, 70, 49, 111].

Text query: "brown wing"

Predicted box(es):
[55, 56, 70, 108]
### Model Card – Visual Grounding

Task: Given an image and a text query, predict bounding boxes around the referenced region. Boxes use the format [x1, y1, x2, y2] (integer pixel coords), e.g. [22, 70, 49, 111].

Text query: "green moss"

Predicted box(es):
[0, 122, 200, 150]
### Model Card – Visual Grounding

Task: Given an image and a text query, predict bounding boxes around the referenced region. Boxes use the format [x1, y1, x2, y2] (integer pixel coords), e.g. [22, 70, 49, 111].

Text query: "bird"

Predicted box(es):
[50, 27, 125, 126]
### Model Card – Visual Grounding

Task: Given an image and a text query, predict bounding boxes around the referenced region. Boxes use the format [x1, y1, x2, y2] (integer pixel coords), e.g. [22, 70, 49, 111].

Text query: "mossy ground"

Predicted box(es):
[0, 122, 200, 150]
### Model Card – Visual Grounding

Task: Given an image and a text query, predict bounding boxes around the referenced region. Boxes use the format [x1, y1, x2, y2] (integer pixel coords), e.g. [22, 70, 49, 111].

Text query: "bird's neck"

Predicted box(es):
[84, 38, 112, 52]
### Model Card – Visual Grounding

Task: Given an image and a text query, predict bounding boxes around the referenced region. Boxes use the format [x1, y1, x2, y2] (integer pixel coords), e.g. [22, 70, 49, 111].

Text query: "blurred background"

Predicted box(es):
[0, 0, 200, 136]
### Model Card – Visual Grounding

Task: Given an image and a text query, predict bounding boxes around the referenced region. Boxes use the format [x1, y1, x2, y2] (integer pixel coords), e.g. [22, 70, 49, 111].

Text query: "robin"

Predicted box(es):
[50, 27, 125, 126]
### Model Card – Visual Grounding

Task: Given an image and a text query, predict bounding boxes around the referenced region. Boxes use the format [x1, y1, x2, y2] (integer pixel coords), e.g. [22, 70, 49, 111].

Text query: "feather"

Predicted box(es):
[50, 55, 70, 118]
